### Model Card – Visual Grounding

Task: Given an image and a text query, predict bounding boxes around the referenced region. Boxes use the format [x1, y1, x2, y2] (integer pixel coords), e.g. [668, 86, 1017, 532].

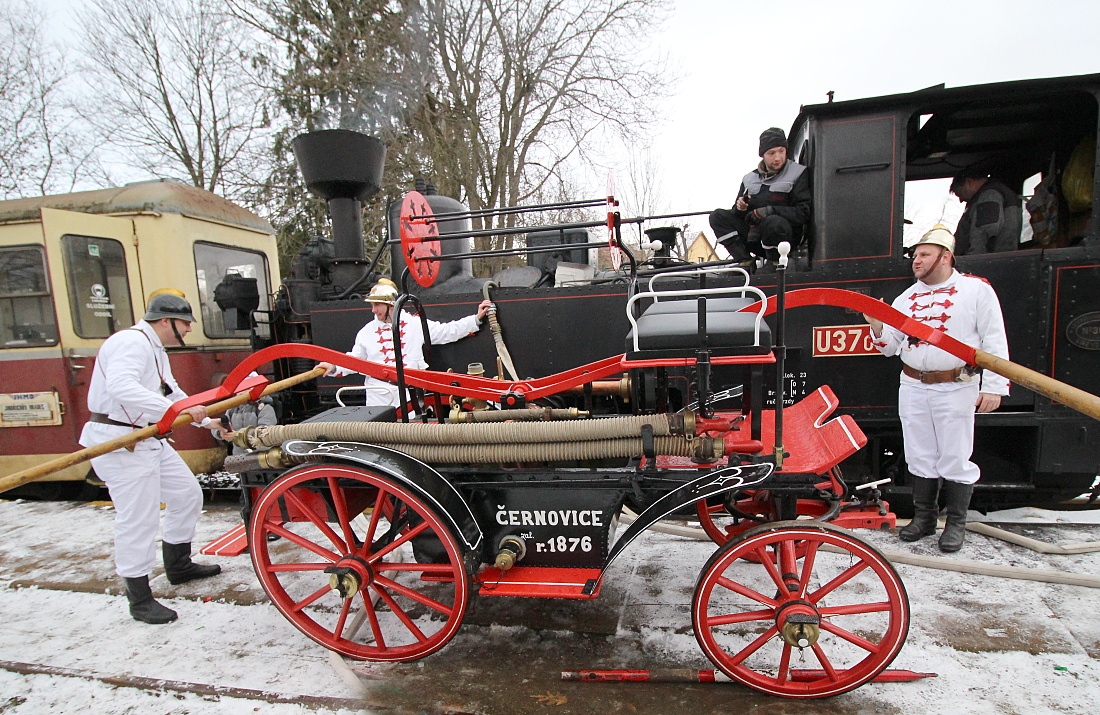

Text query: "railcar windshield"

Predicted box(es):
[61, 235, 135, 338]
[903, 90, 1098, 250]
[194, 242, 272, 339]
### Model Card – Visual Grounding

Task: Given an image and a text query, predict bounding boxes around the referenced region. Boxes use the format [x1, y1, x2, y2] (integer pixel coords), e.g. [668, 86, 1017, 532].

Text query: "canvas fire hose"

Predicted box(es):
[482, 281, 520, 381]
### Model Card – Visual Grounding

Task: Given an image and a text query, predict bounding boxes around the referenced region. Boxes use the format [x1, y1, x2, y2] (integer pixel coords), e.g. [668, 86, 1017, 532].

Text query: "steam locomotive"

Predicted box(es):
[216, 73, 1100, 512]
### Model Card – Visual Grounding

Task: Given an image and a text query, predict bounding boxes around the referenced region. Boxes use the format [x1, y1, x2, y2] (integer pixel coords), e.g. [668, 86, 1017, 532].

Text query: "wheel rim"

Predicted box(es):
[696, 491, 776, 545]
[692, 522, 909, 698]
[249, 464, 469, 661]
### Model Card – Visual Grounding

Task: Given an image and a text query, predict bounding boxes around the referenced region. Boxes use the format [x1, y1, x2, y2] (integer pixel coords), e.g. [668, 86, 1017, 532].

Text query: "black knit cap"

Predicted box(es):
[758, 127, 787, 156]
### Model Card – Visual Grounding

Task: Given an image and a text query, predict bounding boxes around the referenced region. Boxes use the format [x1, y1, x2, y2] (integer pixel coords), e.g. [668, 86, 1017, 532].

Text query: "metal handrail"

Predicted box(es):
[647, 265, 751, 299]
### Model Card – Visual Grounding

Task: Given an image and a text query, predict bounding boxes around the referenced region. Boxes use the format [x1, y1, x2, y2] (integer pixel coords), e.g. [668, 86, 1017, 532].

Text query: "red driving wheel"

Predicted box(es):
[249, 463, 469, 661]
[399, 190, 442, 287]
[692, 521, 909, 698]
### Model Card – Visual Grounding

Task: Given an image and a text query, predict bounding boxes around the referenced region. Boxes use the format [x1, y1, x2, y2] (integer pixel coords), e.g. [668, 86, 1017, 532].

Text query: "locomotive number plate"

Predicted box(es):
[812, 324, 878, 357]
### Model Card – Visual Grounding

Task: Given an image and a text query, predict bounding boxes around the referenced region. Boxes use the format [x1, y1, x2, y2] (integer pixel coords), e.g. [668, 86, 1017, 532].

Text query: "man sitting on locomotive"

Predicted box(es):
[322, 278, 492, 407]
[950, 168, 1022, 254]
[709, 127, 812, 267]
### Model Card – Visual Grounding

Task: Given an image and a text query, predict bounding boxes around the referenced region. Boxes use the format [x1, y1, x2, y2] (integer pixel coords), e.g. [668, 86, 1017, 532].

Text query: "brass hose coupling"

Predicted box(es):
[493, 535, 527, 571]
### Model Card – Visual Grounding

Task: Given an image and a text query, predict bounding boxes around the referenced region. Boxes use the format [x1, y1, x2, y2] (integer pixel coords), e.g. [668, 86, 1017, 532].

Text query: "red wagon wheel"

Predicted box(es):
[692, 521, 909, 698]
[696, 491, 832, 554]
[696, 490, 778, 545]
[249, 463, 470, 662]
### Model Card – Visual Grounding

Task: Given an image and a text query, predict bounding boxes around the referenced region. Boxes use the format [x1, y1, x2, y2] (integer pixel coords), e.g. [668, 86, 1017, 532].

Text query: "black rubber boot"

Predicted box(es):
[899, 476, 940, 542]
[163, 541, 221, 585]
[938, 480, 974, 553]
[124, 576, 178, 624]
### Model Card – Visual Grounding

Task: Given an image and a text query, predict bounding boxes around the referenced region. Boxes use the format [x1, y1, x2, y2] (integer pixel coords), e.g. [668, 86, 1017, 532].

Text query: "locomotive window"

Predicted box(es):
[193, 242, 271, 339]
[0, 246, 59, 348]
[61, 235, 135, 339]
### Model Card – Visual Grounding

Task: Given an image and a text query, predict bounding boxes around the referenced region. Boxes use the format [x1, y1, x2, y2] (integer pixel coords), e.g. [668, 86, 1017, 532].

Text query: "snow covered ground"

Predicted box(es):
[1, 497, 1098, 714]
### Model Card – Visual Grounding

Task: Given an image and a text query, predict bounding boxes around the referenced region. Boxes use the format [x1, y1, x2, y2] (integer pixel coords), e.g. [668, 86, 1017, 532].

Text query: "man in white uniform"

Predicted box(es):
[864, 225, 1009, 552]
[80, 291, 226, 624]
[325, 279, 491, 407]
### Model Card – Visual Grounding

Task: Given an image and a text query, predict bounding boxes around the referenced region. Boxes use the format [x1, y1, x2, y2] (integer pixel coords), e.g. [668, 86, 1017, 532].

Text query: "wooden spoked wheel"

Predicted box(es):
[695, 490, 779, 545]
[696, 491, 831, 559]
[248, 463, 469, 661]
[692, 521, 909, 698]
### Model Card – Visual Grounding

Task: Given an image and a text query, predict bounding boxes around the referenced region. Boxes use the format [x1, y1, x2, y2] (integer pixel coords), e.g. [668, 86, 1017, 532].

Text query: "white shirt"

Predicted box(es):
[332, 310, 481, 406]
[872, 269, 1010, 395]
[80, 321, 206, 445]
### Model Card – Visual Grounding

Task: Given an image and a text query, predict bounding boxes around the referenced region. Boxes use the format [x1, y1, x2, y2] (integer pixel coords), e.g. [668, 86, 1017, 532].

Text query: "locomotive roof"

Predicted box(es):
[792, 72, 1100, 183]
[795, 72, 1100, 120]
[0, 179, 274, 234]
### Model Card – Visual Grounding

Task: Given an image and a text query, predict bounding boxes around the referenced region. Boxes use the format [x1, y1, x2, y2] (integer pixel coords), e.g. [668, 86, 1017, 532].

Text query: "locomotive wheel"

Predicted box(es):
[692, 520, 909, 698]
[248, 463, 469, 662]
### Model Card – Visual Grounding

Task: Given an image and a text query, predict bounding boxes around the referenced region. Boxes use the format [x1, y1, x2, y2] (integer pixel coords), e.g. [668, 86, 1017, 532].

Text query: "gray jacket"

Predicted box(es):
[955, 179, 1021, 254]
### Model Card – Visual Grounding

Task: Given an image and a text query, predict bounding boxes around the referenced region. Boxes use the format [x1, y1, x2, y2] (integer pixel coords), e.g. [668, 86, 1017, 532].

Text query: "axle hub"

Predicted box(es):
[775, 600, 822, 649]
[324, 555, 373, 599]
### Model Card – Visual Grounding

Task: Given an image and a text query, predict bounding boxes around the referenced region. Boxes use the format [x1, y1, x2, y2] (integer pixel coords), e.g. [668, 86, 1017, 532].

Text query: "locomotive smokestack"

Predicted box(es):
[291, 129, 386, 264]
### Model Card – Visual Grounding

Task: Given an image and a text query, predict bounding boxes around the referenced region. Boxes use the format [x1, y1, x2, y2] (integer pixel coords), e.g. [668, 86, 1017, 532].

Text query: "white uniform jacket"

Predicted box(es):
[333, 311, 481, 406]
[79, 320, 202, 446]
[872, 270, 1010, 395]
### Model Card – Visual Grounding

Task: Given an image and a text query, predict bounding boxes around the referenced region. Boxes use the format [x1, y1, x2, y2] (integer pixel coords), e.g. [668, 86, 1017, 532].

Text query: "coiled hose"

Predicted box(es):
[330, 435, 721, 463]
[238, 413, 682, 449]
[226, 435, 723, 470]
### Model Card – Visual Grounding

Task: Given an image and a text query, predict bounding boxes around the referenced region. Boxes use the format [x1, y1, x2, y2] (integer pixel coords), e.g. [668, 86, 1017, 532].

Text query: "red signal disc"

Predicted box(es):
[399, 191, 442, 287]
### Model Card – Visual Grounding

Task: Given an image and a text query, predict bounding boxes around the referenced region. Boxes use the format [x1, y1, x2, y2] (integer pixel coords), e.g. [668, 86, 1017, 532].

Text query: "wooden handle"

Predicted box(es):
[0, 367, 326, 494]
[974, 350, 1100, 422]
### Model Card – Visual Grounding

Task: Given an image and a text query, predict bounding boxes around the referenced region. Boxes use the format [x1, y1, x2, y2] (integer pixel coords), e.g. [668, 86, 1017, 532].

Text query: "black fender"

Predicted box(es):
[281, 440, 484, 552]
[602, 462, 774, 572]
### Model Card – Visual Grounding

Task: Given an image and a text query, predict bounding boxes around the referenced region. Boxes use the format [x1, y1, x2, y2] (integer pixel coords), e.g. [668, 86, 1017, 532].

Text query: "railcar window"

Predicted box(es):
[0, 246, 59, 348]
[61, 235, 135, 338]
[193, 242, 271, 339]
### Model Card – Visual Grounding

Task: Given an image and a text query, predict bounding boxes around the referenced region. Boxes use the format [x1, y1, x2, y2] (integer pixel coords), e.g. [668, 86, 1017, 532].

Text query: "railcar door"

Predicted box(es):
[0, 209, 140, 485]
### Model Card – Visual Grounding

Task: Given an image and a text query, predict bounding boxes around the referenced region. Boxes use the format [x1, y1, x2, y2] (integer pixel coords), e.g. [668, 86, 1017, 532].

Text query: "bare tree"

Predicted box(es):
[225, 0, 426, 266]
[406, 0, 671, 273]
[78, 0, 270, 198]
[0, 0, 98, 198]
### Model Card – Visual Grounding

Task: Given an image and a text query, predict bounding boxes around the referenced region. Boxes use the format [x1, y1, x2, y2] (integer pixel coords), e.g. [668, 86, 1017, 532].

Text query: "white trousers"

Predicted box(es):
[89, 435, 203, 578]
[898, 382, 980, 485]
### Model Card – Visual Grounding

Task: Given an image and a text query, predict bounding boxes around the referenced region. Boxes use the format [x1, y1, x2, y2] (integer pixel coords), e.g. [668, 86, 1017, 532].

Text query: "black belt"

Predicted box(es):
[901, 364, 978, 384]
[89, 412, 147, 428]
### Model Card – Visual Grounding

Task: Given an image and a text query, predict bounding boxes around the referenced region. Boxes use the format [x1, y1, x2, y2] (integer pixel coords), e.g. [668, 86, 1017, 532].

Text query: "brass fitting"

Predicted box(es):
[230, 426, 254, 450]
[222, 446, 286, 473]
[776, 601, 821, 648]
[493, 535, 526, 571]
[692, 437, 725, 462]
[780, 616, 820, 649]
[328, 568, 362, 599]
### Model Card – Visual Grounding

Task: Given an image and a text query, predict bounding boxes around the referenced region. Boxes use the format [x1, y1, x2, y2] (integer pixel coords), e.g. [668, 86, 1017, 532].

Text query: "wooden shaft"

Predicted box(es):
[974, 350, 1100, 422]
[0, 367, 326, 494]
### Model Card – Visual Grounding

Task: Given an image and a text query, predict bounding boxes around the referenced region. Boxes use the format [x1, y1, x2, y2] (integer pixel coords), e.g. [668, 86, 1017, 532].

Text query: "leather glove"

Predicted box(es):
[751, 206, 774, 222]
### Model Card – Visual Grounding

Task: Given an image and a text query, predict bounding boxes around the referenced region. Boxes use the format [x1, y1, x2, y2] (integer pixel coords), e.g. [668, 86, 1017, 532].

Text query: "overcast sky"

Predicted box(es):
[37, 0, 1099, 241]
[645, 0, 1100, 237]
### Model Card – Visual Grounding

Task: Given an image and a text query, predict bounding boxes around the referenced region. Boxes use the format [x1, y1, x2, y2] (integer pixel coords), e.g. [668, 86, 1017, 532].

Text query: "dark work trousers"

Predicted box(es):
[710, 210, 798, 261]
